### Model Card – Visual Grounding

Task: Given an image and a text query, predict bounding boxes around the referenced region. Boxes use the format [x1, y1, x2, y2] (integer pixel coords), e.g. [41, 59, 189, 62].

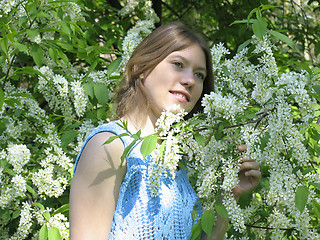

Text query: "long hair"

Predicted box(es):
[113, 21, 214, 118]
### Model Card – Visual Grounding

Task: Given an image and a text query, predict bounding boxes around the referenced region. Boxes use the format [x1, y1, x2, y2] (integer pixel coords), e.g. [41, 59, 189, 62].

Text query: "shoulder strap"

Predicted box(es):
[73, 120, 134, 175]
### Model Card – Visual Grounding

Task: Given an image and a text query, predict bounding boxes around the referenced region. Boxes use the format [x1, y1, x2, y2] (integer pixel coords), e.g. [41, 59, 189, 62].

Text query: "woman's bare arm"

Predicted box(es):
[69, 132, 126, 240]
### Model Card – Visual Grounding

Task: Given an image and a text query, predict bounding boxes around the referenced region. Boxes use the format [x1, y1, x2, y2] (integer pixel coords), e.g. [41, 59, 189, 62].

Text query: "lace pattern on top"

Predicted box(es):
[74, 121, 201, 240]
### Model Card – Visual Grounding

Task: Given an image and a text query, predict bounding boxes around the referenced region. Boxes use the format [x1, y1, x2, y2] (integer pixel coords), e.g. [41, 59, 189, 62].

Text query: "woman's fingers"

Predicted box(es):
[239, 159, 259, 171]
[237, 144, 247, 152]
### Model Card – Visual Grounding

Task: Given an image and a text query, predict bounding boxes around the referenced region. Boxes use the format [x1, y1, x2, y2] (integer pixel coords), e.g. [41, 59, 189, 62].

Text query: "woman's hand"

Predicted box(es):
[232, 144, 261, 201]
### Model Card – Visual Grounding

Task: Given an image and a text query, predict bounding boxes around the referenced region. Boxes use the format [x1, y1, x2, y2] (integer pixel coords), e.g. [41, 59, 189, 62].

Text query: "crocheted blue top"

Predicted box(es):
[74, 121, 201, 239]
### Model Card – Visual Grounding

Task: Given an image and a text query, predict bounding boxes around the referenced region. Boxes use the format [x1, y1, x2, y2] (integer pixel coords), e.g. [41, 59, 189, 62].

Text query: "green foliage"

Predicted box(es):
[1, 0, 320, 239]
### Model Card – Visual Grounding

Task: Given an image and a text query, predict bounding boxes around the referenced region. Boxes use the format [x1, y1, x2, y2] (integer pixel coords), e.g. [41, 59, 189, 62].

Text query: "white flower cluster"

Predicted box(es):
[8, 202, 33, 240]
[6, 144, 30, 174]
[0, 0, 21, 15]
[32, 146, 73, 198]
[210, 42, 231, 72]
[120, 19, 156, 73]
[202, 92, 248, 122]
[148, 108, 187, 197]
[46, 213, 70, 239]
[70, 80, 88, 118]
[155, 105, 187, 137]
[0, 82, 74, 237]
[118, 0, 159, 73]
[37, 66, 88, 120]
[185, 32, 318, 237]
[223, 192, 246, 233]
[185, 134, 226, 200]
[119, 0, 140, 16]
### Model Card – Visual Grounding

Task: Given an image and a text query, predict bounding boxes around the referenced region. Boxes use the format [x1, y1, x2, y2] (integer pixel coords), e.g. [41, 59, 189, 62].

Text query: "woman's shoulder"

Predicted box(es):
[73, 120, 127, 175]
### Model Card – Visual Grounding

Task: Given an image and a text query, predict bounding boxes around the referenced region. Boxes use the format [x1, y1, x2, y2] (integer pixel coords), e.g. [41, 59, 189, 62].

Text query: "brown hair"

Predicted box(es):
[113, 21, 214, 118]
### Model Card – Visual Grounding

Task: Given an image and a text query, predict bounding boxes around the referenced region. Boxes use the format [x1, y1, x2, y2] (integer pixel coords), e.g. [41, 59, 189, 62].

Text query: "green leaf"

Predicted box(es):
[5, 98, 21, 107]
[56, 42, 74, 51]
[312, 200, 320, 218]
[121, 140, 138, 167]
[93, 83, 109, 106]
[190, 220, 202, 240]
[97, 106, 107, 120]
[310, 182, 320, 190]
[260, 132, 270, 150]
[194, 132, 205, 147]
[12, 210, 20, 219]
[295, 186, 310, 213]
[237, 39, 252, 53]
[252, 18, 267, 40]
[140, 134, 157, 159]
[0, 88, 4, 109]
[61, 130, 78, 149]
[48, 227, 62, 240]
[11, 92, 35, 99]
[222, 66, 230, 76]
[34, 202, 45, 210]
[294, 61, 312, 75]
[0, 209, 10, 221]
[107, 57, 122, 78]
[103, 133, 128, 145]
[39, 224, 48, 240]
[312, 85, 320, 97]
[26, 29, 39, 41]
[43, 211, 51, 222]
[53, 204, 69, 216]
[201, 209, 215, 237]
[0, 37, 8, 56]
[267, 30, 295, 50]
[57, 21, 71, 35]
[31, 44, 44, 67]
[49, 48, 58, 63]
[83, 83, 94, 99]
[57, 50, 69, 63]
[16, 66, 42, 76]
[215, 203, 228, 220]
[315, 41, 320, 58]
[26, 185, 36, 196]
[12, 42, 28, 53]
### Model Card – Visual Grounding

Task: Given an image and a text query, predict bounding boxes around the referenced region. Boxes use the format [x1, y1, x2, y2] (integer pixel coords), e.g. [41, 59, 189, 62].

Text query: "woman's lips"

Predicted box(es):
[170, 91, 190, 102]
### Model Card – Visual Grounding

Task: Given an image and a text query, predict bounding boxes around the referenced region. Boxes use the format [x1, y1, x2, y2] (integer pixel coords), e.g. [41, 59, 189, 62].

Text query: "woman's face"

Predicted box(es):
[143, 44, 206, 118]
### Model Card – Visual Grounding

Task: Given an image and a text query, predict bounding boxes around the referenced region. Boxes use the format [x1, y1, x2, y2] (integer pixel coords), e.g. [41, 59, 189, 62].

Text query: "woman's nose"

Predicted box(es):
[180, 70, 195, 86]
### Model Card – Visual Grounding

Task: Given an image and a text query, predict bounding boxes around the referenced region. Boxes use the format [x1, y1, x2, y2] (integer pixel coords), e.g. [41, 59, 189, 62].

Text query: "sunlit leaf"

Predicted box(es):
[295, 186, 309, 213]
[31, 44, 44, 67]
[94, 83, 109, 106]
[140, 134, 157, 159]
[268, 30, 295, 49]
[201, 209, 215, 237]
[107, 57, 122, 78]
[252, 18, 267, 40]
[39, 225, 48, 240]
[215, 203, 228, 220]
[53, 204, 69, 216]
[48, 227, 62, 240]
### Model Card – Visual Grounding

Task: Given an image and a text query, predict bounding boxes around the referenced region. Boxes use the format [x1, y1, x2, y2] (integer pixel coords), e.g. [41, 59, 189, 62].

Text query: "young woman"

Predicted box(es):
[69, 22, 261, 240]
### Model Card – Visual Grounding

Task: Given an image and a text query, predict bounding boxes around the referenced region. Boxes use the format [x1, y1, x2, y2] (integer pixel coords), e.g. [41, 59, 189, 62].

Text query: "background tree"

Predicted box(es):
[0, 0, 319, 239]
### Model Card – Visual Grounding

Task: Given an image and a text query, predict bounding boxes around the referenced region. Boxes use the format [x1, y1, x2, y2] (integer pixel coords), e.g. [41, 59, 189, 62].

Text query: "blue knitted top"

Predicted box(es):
[74, 121, 201, 239]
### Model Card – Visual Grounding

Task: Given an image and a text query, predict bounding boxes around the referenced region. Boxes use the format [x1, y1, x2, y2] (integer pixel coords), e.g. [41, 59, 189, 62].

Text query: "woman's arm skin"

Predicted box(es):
[202, 144, 261, 240]
[69, 132, 126, 240]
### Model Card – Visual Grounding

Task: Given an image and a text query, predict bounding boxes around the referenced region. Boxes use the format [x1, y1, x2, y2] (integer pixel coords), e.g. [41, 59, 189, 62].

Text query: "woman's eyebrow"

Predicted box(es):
[169, 55, 207, 73]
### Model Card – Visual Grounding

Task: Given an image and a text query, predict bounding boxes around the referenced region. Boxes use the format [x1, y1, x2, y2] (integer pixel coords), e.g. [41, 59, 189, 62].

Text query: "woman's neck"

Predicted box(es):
[122, 110, 158, 137]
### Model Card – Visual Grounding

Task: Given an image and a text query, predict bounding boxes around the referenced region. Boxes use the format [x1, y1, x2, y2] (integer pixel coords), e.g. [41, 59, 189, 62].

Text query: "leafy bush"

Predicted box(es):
[0, 0, 319, 239]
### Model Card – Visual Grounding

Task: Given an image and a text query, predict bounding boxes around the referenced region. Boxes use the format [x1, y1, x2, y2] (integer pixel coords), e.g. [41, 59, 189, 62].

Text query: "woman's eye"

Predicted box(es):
[173, 61, 183, 68]
[195, 72, 205, 80]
